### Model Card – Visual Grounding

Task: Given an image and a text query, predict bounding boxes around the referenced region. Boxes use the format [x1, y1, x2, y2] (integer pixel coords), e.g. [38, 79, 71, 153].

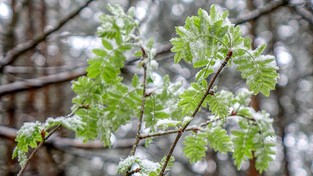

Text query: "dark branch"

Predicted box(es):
[0, 0, 95, 72]
[130, 47, 148, 155]
[139, 118, 222, 139]
[0, 67, 86, 97]
[0, 125, 137, 149]
[290, 5, 313, 25]
[159, 50, 233, 175]
[232, 0, 288, 25]
[3, 63, 87, 74]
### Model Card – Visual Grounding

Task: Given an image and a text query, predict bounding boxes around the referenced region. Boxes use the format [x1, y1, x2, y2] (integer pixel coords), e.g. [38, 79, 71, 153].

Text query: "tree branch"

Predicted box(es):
[0, 67, 86, 97]
[0, 0, 95, 72]
[139, 118, 222, 139]
[159, 50, 233, 176]
[3, 63, 87, 74]
[130, 47, 148, 156]
[290, 5, 313, 25]
[232, 0, 288, 25]
[0, 125, 138, 149]
[0, 44, 172, 96]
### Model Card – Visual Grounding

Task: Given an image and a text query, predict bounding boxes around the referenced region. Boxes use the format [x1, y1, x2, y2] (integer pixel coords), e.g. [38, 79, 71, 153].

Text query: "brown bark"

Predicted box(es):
[39, 0, 50, 119]
[247, 0, 259, 176]
[24, 0, 37, 120]
[2, 1, 18, 175]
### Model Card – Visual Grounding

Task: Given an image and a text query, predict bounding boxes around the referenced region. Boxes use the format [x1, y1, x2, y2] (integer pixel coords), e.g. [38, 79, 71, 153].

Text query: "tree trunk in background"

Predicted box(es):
[24, 0, 37, 121]
[54, 20, 66, 117]
[2, 1, 18, 175]
[247, 0, 259, 176]
[39, 0, 50, 120]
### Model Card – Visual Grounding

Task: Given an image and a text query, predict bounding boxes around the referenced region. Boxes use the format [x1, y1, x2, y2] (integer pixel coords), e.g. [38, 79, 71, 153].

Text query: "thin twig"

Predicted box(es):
[0, 0, 95, 72]
[232, 0, 288, 25]
[0, 44, 172, 96]
[139, 118, 222, 139]
[159, 50, 233, 176]
[0, 67, 86, 97]
[290, 5, 313, 25]
[130, 47, 148, 156]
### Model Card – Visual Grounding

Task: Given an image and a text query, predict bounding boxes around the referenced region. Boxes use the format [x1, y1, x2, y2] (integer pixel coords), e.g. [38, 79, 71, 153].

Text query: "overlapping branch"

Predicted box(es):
[159, 50, 233, 175]
[0, 125, 137, 149]
[232, 0, 288, 25]
[0, 0, 95, 72]
[290, 5, 313, 25]
[0, 67, 86, 97]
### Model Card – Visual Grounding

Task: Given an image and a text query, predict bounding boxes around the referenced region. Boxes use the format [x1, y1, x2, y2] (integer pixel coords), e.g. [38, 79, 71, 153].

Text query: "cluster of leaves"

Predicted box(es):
[183, 88, 276, 172]
[171, 5, 278, 96]
[13, 4, 279, 175]
[13, 115, 84, 167]
[117, 155, 174, 176]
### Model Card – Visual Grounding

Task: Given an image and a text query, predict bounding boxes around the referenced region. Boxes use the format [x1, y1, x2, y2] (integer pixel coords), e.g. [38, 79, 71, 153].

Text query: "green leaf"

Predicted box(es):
[92, 49, 107, 57]
[178, 83, 206, 115]
[170, 37, 193, 63]
[147, 38, 154, 49]
[75, 108, 99, 142]
[233, 88, 252, 106]
[132, 74, 140, 87]
[183, 132, 208, 163]
[193, 59, 209, 68]
[253, 110, 276, 173]
[195, 67, 214, 81]
[86, 58, 102, 78]
[232, 121, 259, 169]
[234, 52, 279, 96]
[102, 38, 114, 50]
[254, 134, 276, 173]
[44, 115, 85, 133]
[156, 119, 182, 130]
[117, 156, 160, 175]
[206, 126, 233, 153]
[206, 90, 234, 118]
[118, 156, 139, 173]
[145, 76, 183, 129]
[209, 4, 217, 21]
[13, 122, 43, 167]
[134, 50, 142, 57]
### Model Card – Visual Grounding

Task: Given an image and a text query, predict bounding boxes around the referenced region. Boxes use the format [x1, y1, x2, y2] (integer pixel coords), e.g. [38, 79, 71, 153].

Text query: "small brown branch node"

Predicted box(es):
[127, 168, 141, 175]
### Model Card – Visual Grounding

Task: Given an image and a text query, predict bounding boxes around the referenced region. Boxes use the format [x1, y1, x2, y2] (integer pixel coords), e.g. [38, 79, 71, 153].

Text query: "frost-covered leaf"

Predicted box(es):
[155, 119, 182, 130]
[118, 156, 139, 173]
[253, 111, 276, 173]
[178, 82, 206, 115]
[145, 75, 183, 129]
[206, 90, 234, 118]
[233, 88, 252, 107]
[206, 126, 233, 153]
[233, 46, 279, 97]
[232, 121, 258, 169]
[170, 5, 233, 81]
[13, 122, 43, 167]
[231, 109, 276, 172]
[117, 156, 159, 175]
[183, 132, 207, 163]
[44, 115, 85, 133]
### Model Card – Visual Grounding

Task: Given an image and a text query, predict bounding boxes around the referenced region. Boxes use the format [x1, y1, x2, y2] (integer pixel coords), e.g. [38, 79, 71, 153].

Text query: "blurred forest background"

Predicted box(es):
[0, 0, 313, 175]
